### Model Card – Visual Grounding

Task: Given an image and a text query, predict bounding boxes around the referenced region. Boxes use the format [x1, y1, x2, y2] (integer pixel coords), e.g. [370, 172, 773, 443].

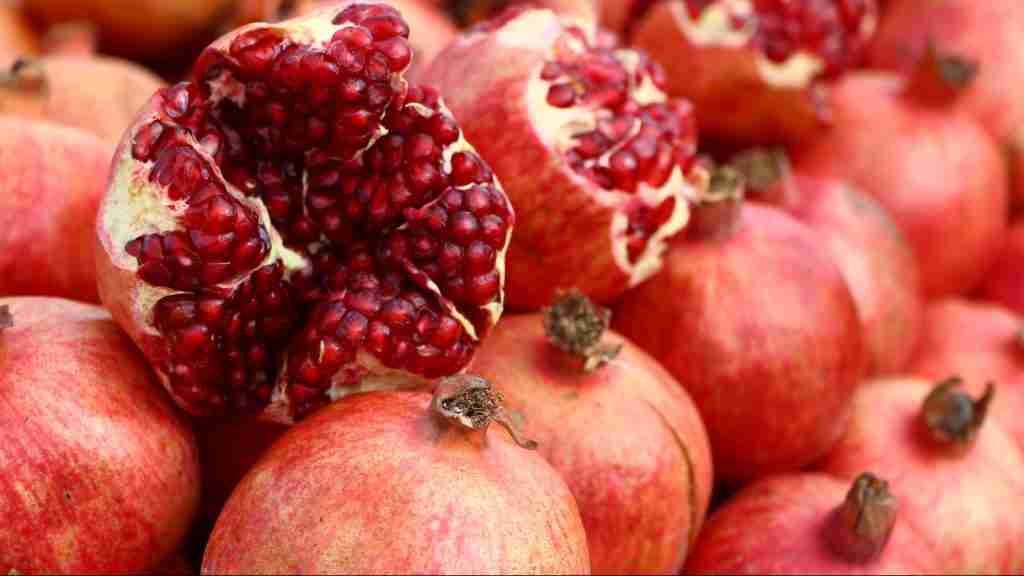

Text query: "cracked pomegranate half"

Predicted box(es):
[422, 7, 707, 309]
[632, 0, 877, 145]
[95, 3, 514, 422]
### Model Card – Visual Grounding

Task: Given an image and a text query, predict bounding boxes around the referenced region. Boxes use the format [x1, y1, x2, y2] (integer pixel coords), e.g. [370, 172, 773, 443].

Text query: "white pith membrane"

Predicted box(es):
[670, 0, 877, 89]
[511, 9, 708, 287]
[100, 7, 513, 422]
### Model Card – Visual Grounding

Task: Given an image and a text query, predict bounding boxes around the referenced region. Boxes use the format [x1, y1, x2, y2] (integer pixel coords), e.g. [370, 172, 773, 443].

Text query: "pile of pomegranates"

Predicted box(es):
[0, 0, 1021, 572]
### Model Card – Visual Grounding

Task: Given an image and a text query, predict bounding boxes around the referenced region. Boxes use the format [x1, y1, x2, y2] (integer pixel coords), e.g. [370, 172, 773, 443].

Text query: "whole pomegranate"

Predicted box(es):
[868, 0, 1024, 207]
[907, 299, 1024, 449]
[229, 0, 457, 81]
[793, 49, 1009, 298]
[0, 3, 39, 67]
[0, 297, 200, 573]
[979, 219, 1024, 315]
[819, 377, 1024, 573]
[94, 3, 514, 422]
[422, 7, 709, 310]
[631, 0, 878, 145]
[22, 0, 234, 60]
[686, 472, 935, 573]
[733, 148, 922, 375]
[614, 180, 864, 482]
[201, 376, 591, 573]
[0, 117, 112, 302]
[0, 55, 166, 142]
[471, 292, 714, 574]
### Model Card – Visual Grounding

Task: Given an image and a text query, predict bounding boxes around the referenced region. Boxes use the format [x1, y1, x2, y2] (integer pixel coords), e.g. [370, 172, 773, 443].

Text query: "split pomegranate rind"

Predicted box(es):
[423, 7, 708, 309]
[95, 3, 514, 423]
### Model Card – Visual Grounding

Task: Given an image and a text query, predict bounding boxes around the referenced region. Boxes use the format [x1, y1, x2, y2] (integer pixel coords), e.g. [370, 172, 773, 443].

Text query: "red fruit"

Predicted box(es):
[907, 299, 1024, 449]
[793, 51, 1009, 297]
[471, 292, 714, 574]
[632, 0, 878, 144]
[0, 117, 112, 302]
[819, 377, 1024, 573]
[686, 472, 934, 573]
[230, 0, 458, 81]
[979, 220, 1024, 315]
[869, 0, 1024, 208]
[422, 7, 708, 310]
[0, 297, 200, 572]
[733, 148, 922, 375]
[94, 4, 514, 422]
[0, 55, 166, 142]
[614, 184, 865, 482]
[201, 376, 591, 573]
[0, 3, 39, 68]
[22, 0, 234, 60]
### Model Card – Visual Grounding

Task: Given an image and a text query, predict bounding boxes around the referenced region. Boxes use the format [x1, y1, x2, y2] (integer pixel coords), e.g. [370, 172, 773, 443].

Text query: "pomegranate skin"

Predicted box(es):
[0, 118, 112, 302]
[471, 312, 714, 574]
[819, 378, 1024, 573]
[907, 299, 1024, 449]
[979, 220, 1024, 315]
[0, 297, 200, 573]
[0, 3, 39, 68]
[868, 0, 1024, 207]
[614, 202, 864, 482]
[751, 173, 922, 376]
[422, 7, 706, 310]
[685, 473, 934, 574]
[22, 0, 234, 60]
[0, 55, 166, 143]
[793, 72, 1009, 298]
[201, 389, 591, 573]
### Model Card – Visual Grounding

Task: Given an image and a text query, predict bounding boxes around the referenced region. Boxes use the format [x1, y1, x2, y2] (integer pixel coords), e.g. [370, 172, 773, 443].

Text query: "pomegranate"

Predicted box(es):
[868, 0, 1024, 208]
[907, 299, 1024, 449]
[0, 55, 166, 143]
[0, 297, 200, 573]
[0, 117, 112, 302]
[22, 0, 235, 60]
[686, 472, 935, 573]
[819, 377, 1024, 573]
[230, 0, 457, 81]
[979, 219, 1024, 315]
[732, 148, 922, 375]
[201, 376, 591, 573]
[0, 3, 39, 68]
[94, 4, 514, 421]
[471, 292, 714, 574]
[631, 0, 878, 145]
[793, 49, 1009, 298]
[422, 6, 708, 310]
[613, 179, 864, 482]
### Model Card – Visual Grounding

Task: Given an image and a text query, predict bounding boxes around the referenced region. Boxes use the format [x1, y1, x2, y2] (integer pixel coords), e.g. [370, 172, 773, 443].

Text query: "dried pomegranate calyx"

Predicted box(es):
[432, 374, 538, 449]
[920, 377, 994, 447]
[96, 4, 513, 422]
[826, 472, 898, 563]
[543, 290, 621, 372]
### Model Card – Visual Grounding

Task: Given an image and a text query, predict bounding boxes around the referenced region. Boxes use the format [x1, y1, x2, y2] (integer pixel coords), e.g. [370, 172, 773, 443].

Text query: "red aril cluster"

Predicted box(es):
[95, 3, 514, 422]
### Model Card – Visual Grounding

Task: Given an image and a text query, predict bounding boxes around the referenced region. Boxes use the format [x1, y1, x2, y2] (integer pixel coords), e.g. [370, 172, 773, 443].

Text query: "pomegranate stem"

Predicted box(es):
[431, 374, 538, 449]
[687, 164, 744, 241]
[905, 43, 978, 106]
[920, 376, 994, 447]
[543, 290, 622, 373]
[825, 472, 898, 563]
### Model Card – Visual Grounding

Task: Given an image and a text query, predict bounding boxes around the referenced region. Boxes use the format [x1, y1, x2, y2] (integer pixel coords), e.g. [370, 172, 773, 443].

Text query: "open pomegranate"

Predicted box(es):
[686, 472, 935, 573]
[907, 299, 1024, 450]
[422, 7, 708, 310]
[201, 376, 591, 573]
[94, 3, 514, 422]
[631, 0, 878, 145]
[613, 178, 864, 482]
[869, 0, 1024, 208]
[0, 55, 166, 143]
[0, 298, 200, 573]
[471, 292, 714, 574]
[979, 219, 1024, 316]
[792, 49, 1009, 298]
[732, 148, 922, 375]
[819, 377, 1024, 573]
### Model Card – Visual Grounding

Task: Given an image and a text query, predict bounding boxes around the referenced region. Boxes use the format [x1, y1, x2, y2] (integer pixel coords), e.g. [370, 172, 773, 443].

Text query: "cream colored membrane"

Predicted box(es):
[673, 0, 826, 89]
[523, 16, 704, 287]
